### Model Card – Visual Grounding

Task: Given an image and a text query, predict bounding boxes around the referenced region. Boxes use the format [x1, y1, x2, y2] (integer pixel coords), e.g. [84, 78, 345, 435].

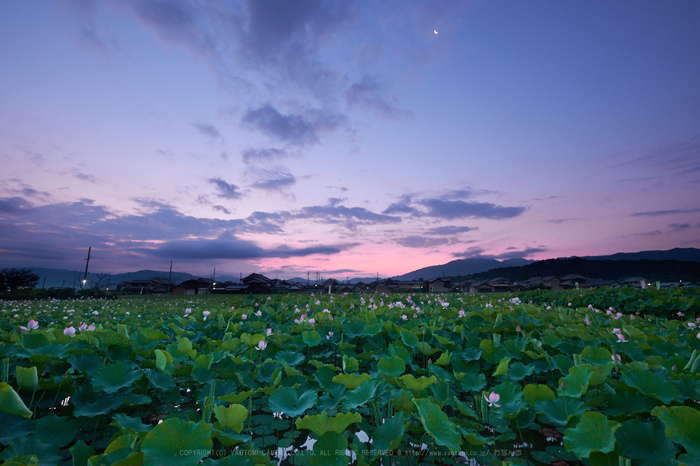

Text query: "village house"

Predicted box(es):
[116, 277, 174, 295]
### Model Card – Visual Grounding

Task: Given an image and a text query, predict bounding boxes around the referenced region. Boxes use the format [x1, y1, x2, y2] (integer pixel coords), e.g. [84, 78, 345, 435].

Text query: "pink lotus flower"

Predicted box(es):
[401, 314, 408, 321]
[87, 324, 95, 331]
[185, 308, 192, 315]
[484, 391, 501, 407]
[256, 340, 267, 351]
[458, 309, 466, 318]
[79, 323, 88, 331]
[64, 326, 76, 338]
[266, 328, 272, 336]
[308, 318, 315, 325]
[612, 354, 622, 364]
[20, 319, 39, 332]
[241, 313, 247, 320]
[203, 310, 210, 317]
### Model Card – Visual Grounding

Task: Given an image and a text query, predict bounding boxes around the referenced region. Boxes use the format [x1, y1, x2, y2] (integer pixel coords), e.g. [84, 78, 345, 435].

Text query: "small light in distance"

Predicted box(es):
[433, 29, 438, 34]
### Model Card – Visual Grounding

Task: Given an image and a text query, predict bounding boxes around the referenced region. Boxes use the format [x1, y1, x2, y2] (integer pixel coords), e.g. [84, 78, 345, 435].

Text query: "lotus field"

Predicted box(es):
[1, 289, 700, 466]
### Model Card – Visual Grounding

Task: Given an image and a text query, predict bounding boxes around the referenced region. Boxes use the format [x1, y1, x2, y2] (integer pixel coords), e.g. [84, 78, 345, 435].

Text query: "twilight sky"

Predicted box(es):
[1, 1, 699, 279]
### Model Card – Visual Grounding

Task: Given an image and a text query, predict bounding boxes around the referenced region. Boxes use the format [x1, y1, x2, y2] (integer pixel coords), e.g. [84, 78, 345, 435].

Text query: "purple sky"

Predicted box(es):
[1, 1, 699, 278]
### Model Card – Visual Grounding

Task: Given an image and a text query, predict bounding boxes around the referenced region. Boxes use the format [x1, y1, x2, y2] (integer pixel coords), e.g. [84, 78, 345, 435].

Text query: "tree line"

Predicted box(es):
[0, 268, 40, 292]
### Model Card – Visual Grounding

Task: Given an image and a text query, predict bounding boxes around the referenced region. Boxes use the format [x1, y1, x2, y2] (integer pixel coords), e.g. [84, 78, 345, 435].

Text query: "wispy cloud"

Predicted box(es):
[250, 167, 296, 192]
[295, 199, 401, 231]
[209, 177, 242, 200]
[425, 225, 476, 235]
[631, 208, 700, 217]
[396, 236, 449, 248]
[242, 147, 295, 165]
[383, 190, 525, 220]
[344, 75, 407, 118]
[241, 104, 346, 146]
[193, 122, 223, 141]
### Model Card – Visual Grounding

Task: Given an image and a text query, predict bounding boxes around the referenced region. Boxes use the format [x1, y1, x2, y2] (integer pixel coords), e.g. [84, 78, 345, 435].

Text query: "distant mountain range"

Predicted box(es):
[580, 248, 700, 262]
[18, 248, 700, 289]
[392, 258, 534, 280]
[394, 248, 700, 282]
[28, 268, 202, 289]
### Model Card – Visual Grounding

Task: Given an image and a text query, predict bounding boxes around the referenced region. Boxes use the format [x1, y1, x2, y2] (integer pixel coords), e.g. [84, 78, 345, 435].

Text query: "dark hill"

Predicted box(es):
[459, 257, 700, 283]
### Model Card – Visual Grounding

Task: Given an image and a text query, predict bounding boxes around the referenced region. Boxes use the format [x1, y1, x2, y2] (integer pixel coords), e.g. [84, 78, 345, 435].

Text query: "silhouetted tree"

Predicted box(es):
[1, 268, 40, 291]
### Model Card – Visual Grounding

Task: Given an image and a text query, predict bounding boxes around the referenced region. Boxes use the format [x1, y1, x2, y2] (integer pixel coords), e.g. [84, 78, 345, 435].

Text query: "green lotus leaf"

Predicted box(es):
[0, 382, 32, 418]
[0, 412, 34, 444]
[175, 337, 197, 358]
[342, 355, 358, 373]
[71, 385, 125, 417]
[311, 431, 348, 466]
[464, 432, 492, 446]
[534, 397, 587, 426]
[459, 372, 486, 392]
[333, 373, 372, 390]
[399, 374, 436, 392]
[214, 404, 248, 433]
[70, 440, 95, 466]
[138, 327, 168, 341]
[397, 330, 417, 348]
[219, 390, 256, 404]
[296, 411, 362, 437]
[104, 433, 137, 454]
[141, 418, 212, 466]
[35, 414, 78, 447]
[149, 370, 175, 390]
[523, 384, 555, 406]
[0, 435, 62, 465]
[563, 411, 621, 459]
[435, 351, 451, 366]
[276, 350, 305, 366]
[314, 365, 340, 390]
[507, 362, 535, 381]
[112, 413, 153, 434]
[616, 419, 675, 466]
[580, 346, 613, 365]
[579, 363, 612, 387]
[651, 405, 700, 457]
[479, 339, 500, 364]
[303, 330, 322, 347]
[558, 365, 591, 398]
[15, 366, 38, 390]
[268, 386, 317, 417]
[412, 398, 461, 453]
[20, 333, 49, 349]
[621, 369, 683, 404]
[415, 341, 439, 356]
[68, 353, 104, 375]
[344, 321, 367, 339]
[92, 362, 143, 394]
[493, 356, 511, 376]
[459, 347, 483, 362]
[377, 356, 406, 377]
[194, 354, 213, 370]
[372, 412, 406, 453]
[343, 379, 379, 409]
[603, 390, 658, 418]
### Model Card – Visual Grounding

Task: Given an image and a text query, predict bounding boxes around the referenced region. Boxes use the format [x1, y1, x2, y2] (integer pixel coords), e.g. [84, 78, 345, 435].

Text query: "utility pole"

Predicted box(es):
[82, 247, 91, 289]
